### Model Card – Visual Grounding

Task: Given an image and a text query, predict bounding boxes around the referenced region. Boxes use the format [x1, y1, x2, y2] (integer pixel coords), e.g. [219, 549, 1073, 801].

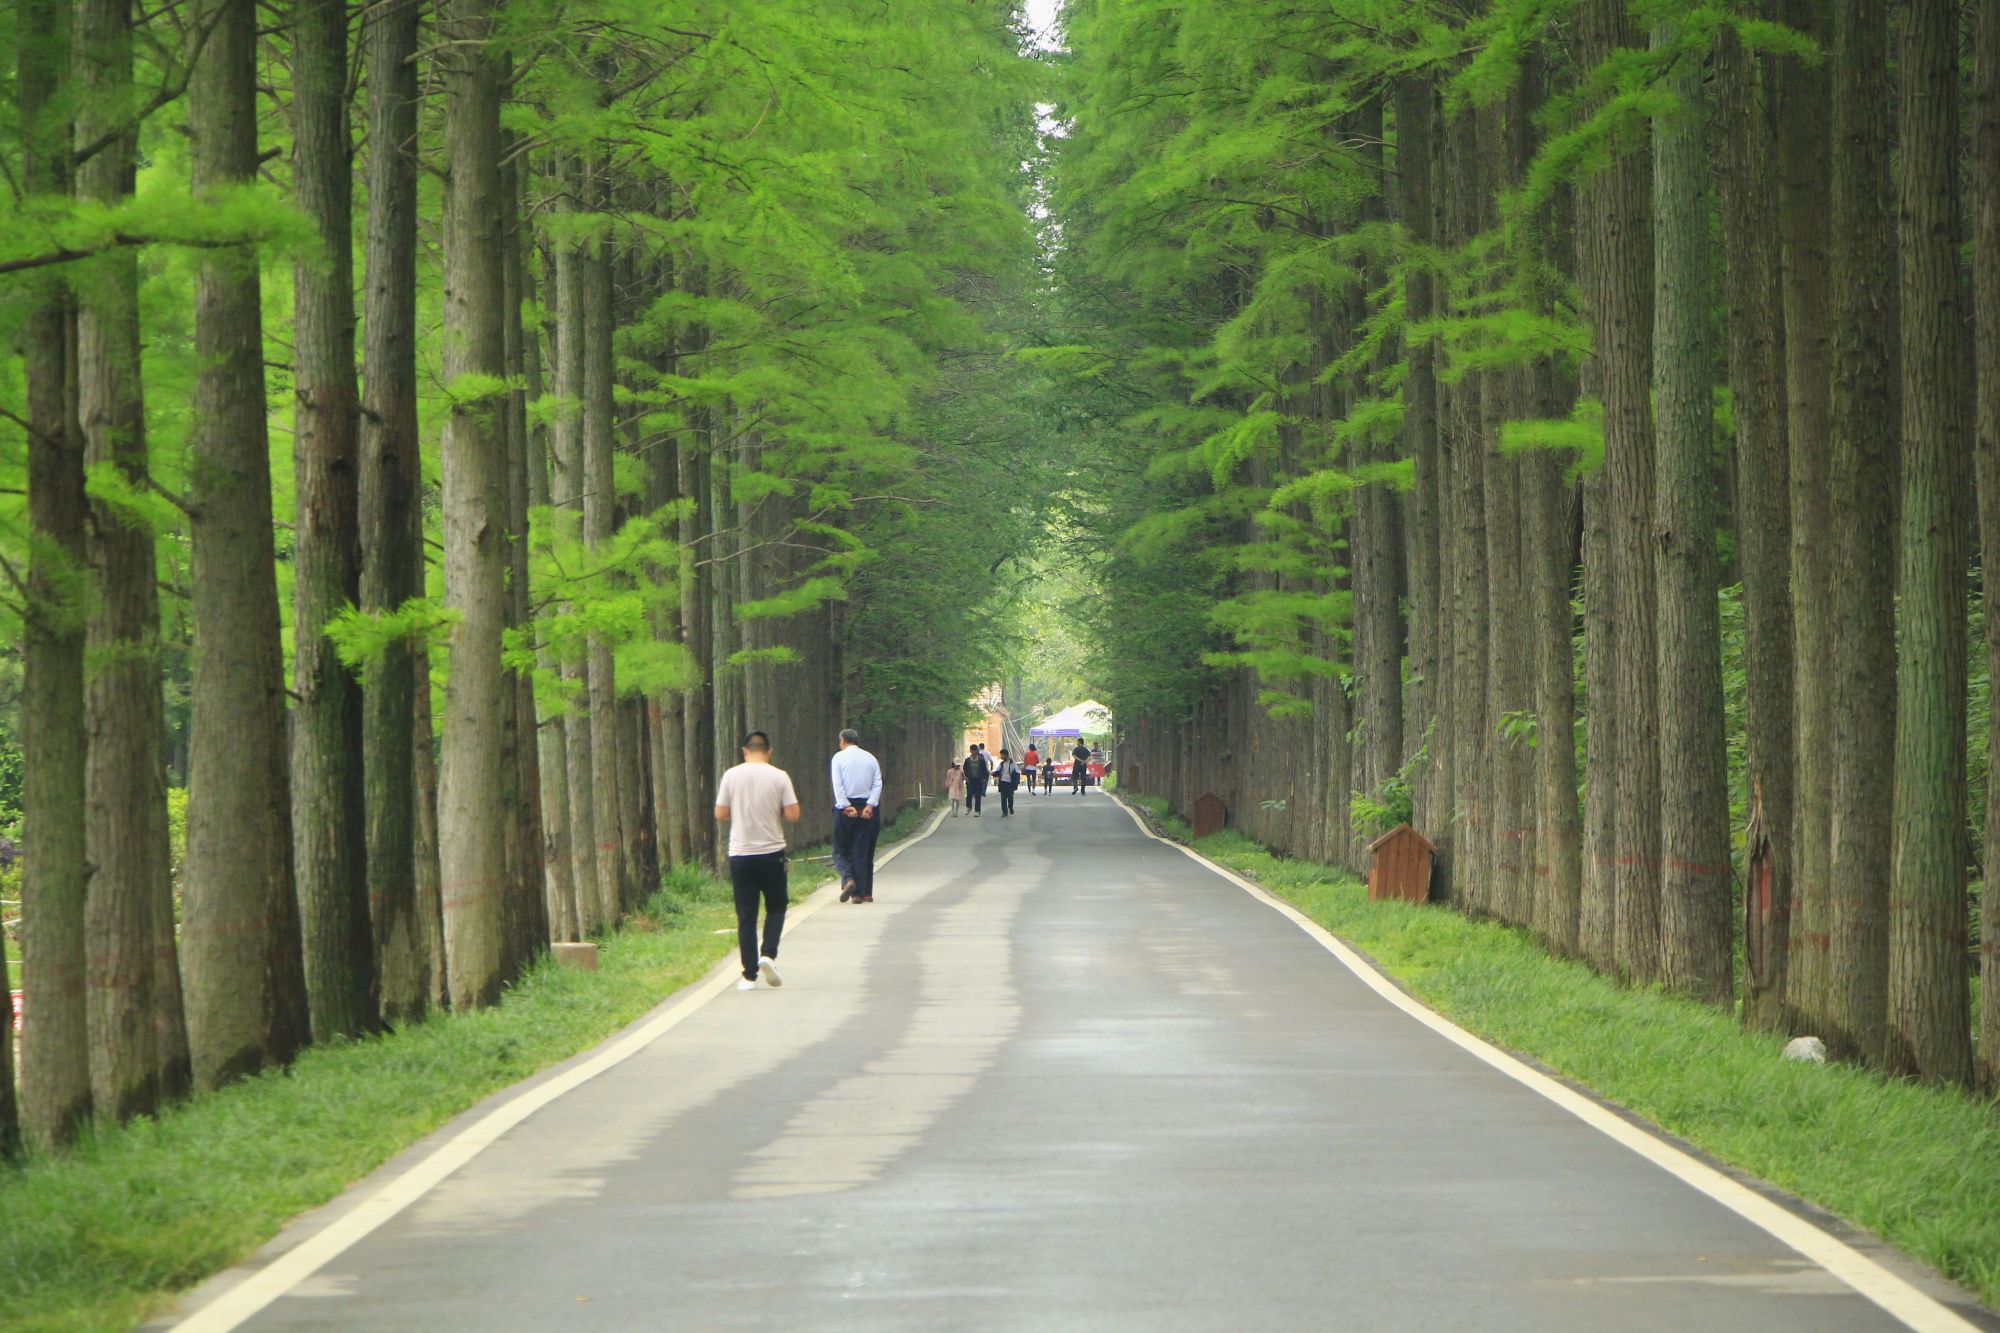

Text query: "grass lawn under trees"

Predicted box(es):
[1117, 792, 2000, 1311]
[0, 801, 939, 1332]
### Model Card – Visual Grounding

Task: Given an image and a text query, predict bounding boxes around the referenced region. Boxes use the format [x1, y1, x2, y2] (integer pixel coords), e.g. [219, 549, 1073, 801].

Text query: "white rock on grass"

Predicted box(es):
[1781, 1035, 1827, 1064]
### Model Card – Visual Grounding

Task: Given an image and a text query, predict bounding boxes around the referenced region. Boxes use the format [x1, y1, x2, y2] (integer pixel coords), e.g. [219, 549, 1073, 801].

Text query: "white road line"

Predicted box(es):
[1107, 793, 1978, 1333]
[170, 802, 952, 1333]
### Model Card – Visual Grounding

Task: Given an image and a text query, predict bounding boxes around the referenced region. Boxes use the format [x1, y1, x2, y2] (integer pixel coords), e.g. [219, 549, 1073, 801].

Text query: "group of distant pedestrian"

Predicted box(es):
[946, 739, 1096, 817]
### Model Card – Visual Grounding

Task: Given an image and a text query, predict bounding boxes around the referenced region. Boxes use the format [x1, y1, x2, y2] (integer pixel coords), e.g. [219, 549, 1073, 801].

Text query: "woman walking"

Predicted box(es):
[962, 744, 990, 816]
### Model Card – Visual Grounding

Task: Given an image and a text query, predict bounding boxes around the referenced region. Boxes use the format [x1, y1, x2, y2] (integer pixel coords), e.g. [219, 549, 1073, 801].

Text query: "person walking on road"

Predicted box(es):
[1022, 743, 1040, 795]
[713, 730, 801, 990]
[962, 743, 990, 816]
[944, 759, 965, 816]
[995, 749, 1022, 817]
[1042, 756, 1056, 794]
[831, 728, 883, 904]
[1071, 741, 1090, 795]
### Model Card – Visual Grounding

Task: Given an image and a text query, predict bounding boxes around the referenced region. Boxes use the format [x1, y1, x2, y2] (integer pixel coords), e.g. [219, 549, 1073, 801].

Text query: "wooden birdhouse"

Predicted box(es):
[1366, 824, 1436, 904]
[1191, 792, 1227, 838]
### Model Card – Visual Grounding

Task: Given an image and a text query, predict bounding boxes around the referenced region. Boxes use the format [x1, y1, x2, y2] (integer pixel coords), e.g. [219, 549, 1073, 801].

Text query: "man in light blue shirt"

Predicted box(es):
[830, 728, 884, 903]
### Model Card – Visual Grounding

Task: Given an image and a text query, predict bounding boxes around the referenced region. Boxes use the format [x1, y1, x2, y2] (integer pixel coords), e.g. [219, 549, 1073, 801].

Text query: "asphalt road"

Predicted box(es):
[179, 788, 1975, 1332]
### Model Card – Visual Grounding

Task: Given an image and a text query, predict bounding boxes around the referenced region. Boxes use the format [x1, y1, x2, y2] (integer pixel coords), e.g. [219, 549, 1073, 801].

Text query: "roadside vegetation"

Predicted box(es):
[0, 799, 937, 1333]
[1120, 792, 2000, 1311]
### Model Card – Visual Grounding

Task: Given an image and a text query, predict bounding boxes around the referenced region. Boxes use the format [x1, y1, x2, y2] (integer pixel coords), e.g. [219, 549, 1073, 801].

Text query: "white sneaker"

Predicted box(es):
[759, 956, 783, 988]
[736, 978, 758, 991]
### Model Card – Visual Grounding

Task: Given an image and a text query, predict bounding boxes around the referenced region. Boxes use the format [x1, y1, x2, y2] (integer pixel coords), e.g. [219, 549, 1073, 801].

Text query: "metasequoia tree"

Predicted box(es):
[359, 0, 429, 1026]
[549, 180, 601, 939]
[184, 0, 309, 1086]
[290, 0, 376, 1041]
[1398, 75, 1444, 848]
[434, 0, 510, 1009]
[1444, 99, 1488, 912]
[1774, 0, 1835, 1041]
[77, 0, 181, 1116]
[1887, 0, 1971, 1084]
[17, 0, 89, 1147]
[1481, 96, 1529, 929]
[1578, 0, 1660, 983]
[581, 224, 625, 931]
[1977, 0, 2000, 1097]
[1651, 16, 1730, 1004]
[1824, 0, 1897, 1064]
[1715, 14, 1794, 1034]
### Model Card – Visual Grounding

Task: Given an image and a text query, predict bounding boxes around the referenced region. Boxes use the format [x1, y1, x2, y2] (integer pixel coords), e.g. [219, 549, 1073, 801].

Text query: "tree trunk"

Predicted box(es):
[18, 0, 90, 1149]
[78, 0, 172, 1124]
[1443, 103, 1487, 914]
[290, 0, 376, 1042]
[1396, 78, 1442, 845]
[1579, 0, 1659, 983]
[1825, 0, 1897, 1064]
[1351, 96, 1402, 829]
[360, 0, 428, 1025]
[499, 144, 549, 969]
[551, 196, 601, 935]
[1976, 0, 2000, 1096]
[184, 0, 310, 1089]
[1775, 0, 1835, 1040]
[148, 707, 190, 1100]
[681, 427, 717, 864]
[1652, 19, 1732, 1005]
[435, 0, 511, 1009]
[1523, 77, 1581, 957]
[521, 223, 579, 942]
[1483, 100, 1530, 929]
[1716, 16, 1795, 1032]
[1887, 0, 1972, 1085]
[710, 422, 745, 796]
[619, 698, 654, 907]
[583, 236, 626, 928]
[412, 650, 447, 1011]
[1579, 452, 1616, 970]
[642, 352, 692, 868]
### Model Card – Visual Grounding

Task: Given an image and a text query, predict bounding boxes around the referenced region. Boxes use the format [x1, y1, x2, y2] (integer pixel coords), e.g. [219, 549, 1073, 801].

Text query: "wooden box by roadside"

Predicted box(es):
[552, 942, 599, 972]
[1366, 824, 1436, 904]
[1191, 792, 1227, 839]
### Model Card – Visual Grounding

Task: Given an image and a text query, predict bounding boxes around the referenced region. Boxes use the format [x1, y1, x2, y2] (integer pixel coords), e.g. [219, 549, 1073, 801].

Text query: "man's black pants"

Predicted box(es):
[832, 807, 882, 898]
[728, 851, 787, 980]
[998, 782, 1017, 815]
[967, 782, 986, 813]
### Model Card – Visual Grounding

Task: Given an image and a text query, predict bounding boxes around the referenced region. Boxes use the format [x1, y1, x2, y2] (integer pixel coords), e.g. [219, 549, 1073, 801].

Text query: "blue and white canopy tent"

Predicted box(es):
[1029, 701, 1113, 738]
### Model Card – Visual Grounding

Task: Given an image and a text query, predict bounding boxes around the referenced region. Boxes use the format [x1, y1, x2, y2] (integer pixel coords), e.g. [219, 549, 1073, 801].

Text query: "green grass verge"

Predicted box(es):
[1118, 792, 2000, 1311]
[0, 800, 943, 1333]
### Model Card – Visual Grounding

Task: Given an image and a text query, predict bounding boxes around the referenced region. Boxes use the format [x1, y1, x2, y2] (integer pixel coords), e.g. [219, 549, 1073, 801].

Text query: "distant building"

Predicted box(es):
[965, 683, 1008, 755]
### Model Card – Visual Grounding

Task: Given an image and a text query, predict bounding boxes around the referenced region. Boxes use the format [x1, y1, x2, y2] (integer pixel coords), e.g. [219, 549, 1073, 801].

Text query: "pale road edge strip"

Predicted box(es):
[170, 801, 952, 1333]
[1107, 793, 1977, 1333]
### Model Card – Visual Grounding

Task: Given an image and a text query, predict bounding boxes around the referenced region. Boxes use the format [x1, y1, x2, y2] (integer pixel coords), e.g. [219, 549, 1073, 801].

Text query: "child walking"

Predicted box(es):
[945, 759, 965, 816]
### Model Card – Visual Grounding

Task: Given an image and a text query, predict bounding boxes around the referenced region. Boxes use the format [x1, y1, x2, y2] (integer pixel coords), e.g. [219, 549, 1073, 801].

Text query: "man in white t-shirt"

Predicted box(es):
[713, 730, 802, 990]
